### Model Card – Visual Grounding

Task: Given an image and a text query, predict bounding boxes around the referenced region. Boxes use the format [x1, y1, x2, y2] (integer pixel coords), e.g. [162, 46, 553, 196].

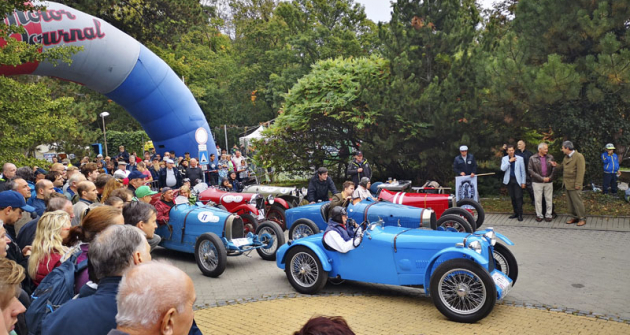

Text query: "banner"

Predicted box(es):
[455, 176, 478, 202]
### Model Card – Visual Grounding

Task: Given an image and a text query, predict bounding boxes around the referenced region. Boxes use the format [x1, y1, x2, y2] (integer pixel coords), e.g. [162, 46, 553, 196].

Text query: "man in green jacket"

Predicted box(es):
[551, 141, 586, 226]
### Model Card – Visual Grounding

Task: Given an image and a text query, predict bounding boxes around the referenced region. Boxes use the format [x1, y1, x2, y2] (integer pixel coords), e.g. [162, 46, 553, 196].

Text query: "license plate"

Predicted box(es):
[257, 209, 266, 221]
[232, 238, 250, 247]
[491, 271, 512, 299]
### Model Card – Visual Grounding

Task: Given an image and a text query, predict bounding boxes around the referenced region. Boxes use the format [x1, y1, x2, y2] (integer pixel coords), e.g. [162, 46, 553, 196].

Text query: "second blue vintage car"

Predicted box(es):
[156, 203, 285, 277]
[277, 223, 517, 323]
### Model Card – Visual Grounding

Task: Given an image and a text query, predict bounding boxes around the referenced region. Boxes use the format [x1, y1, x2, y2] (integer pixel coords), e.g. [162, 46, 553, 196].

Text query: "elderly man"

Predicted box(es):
[307, 167, 338, 204]
[551, 141, 586, 226]
[501, 145, 526, 221]
[528, 143, 556, 222]
[123, 202, 161, 251]
[26, 180, 55, 216]
[41, 225, 151, 335]
[115, 161, 131, 178]
[155, 188, 175, 226]
[109, 261, 195, 335]
[10, 178, 36, 234]
[71, 181, 98, 226]
[186, 158, 204, 186]
[0, 163, 17, 191]
[65, 173, 87, 203]
[601, 143, 620, 195]
[352, 177, 376, 204]
[115, 145, 130, 164]
[516, 140, 535, 205]
[126, 170, 146, 194]
[135, 186, 157, 204]
[159, 159, 182, 189]
[453, 145, 477, 177]
[347, 151, 372, 188]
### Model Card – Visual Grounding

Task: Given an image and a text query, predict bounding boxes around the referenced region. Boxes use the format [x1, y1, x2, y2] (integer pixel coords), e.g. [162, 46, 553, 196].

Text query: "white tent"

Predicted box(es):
[239, 126, 265, 147]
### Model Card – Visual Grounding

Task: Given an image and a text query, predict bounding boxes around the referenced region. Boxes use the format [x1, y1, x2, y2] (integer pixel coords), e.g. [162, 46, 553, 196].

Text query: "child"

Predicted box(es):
[238, 159, 248, 182]
[218, 164, 228, 181]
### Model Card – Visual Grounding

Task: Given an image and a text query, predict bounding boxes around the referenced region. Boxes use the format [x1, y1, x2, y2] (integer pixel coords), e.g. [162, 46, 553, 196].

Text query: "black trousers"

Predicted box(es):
[507, 177, 523, 215]
[603, 173, 618, 194]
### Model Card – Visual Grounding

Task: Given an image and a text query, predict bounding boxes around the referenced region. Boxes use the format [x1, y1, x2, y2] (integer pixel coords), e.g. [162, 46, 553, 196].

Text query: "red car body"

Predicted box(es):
[378, 189, 456, 219]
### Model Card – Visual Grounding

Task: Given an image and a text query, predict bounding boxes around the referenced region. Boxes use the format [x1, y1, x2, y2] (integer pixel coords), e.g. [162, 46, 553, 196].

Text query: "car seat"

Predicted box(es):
[320, 202, 331, 222]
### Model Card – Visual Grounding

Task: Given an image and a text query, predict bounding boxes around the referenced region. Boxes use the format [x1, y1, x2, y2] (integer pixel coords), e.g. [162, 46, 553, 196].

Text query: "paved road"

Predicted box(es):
[153, 214, 630, 320]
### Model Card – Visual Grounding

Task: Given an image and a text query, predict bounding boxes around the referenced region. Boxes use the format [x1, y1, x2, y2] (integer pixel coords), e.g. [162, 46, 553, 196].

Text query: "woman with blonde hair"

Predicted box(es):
[100, 177, 122, 204]
[136, 161, 153, 183]
[28, 211, 72, 286]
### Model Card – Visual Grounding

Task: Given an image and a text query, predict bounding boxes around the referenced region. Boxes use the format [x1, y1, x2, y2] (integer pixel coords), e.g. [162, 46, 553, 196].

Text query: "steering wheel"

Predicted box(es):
[350, 219, 365, 248]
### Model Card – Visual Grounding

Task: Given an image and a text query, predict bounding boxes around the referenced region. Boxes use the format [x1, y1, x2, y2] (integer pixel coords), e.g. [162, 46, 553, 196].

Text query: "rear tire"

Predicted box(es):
[435, 214, 473, 233]
[288, 219, 320, 240]
[441, 208, 477, 231]
[255, 221, 285, 261]
[285, 246, 328, 294]
[194, 233, 227, 277]
[457, 199, 485, 228]
[240, 213, 258, 235]
[266, 204, 287, 230]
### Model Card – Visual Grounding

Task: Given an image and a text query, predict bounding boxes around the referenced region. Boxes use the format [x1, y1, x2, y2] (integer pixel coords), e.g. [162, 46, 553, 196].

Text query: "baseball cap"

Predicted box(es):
[161, 187, 172, 193]
[460, 145, 468, 151]
[0, 191, 35, 212]
[35, 168, 47, 176]
[128, 170, 145, 180]
[117, 161, 127, 165]
[605, 143, 615, 150]
[97, 154, 103, 158]
[166, 159, 175, 164]
[355, 151, 363, 156]
[135, 185, 157, 198]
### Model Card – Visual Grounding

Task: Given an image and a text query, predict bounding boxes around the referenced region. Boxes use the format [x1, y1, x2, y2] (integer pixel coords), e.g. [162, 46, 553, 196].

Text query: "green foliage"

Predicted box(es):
[106, 131, 150, 155]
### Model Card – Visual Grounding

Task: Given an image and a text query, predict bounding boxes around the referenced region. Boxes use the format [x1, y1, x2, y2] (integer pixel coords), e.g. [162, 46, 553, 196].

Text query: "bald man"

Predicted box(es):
[0, 163, 16, 191]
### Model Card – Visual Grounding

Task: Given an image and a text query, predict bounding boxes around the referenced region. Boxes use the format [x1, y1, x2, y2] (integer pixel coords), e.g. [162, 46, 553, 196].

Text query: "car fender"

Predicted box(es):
[278, 241, 332, 272]
[272, 197, 290, 209]
[495, 232, 514, 246]
[424, 247, 489, 292]
[231, 204, 259, 216]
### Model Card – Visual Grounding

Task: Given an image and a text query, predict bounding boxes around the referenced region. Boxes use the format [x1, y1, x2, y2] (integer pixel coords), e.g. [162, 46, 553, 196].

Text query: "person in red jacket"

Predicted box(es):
[154, 188, 175, 225]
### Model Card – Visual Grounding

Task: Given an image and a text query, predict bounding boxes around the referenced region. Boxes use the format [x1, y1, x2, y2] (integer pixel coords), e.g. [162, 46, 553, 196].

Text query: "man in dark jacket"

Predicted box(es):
[159, 159, 182, 190]
[307, 167, 338, 203]
[453, 145, 477, 177]
[114, 145, 130, 164]
[347, 151, 372, 187]
[516, 140, 535, 205]
[528, 142, 555, 222]
[186, 158, 204, 186]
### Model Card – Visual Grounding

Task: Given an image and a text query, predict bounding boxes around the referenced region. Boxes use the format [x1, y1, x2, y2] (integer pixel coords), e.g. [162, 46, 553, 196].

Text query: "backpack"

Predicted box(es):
[25, 247, 88, 335]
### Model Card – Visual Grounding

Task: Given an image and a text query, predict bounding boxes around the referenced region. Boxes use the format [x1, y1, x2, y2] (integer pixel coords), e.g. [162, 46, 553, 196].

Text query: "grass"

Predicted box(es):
[481, 191, 630, 217]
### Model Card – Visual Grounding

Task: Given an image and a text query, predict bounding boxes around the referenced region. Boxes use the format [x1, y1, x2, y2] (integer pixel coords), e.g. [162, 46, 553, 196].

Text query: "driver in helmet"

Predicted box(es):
[322, 206, 361, 253]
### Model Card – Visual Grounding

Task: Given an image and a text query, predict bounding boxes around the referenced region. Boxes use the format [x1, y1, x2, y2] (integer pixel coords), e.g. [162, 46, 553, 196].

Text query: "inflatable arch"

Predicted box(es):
[0, 2, 217, 160]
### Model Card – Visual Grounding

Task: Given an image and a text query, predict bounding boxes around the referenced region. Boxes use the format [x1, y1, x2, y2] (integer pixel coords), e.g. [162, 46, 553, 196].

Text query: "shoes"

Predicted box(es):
[536, 217, 543, 222]
[508, 214, 518, 219]
[518, 215, 523, 221]
[566, 218, 578, 224]
[552, 213, 558, 219]
[545, 217, 552, 222]
[577, 220, 586, 226]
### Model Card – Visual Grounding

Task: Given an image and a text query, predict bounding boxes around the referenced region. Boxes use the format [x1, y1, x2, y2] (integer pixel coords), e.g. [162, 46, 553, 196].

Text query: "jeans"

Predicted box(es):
[603, 173, 618, 194]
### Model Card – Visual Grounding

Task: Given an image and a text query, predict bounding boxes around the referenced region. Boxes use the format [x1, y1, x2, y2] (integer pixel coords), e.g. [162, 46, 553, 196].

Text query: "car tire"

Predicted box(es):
[430, 259, 497, 323]
[240, 213, 258, 235]
[457, 199, 485, 229]
[288, 219, 320, 240]
[194, 233, 227, 278]
[492, 243, 518, 285]
[285, 246, 328, 294]
[266, 204, 287, 230]
[255, 221, 286, 261]
[440, 208, 477, 231]
[435, 214, 473, 233]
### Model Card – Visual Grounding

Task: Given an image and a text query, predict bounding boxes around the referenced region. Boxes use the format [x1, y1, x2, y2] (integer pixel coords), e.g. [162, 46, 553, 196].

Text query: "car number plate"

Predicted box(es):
[257, 209, 266, 221]
[492, 271, 512, 299]
[232, 238, 250, 247]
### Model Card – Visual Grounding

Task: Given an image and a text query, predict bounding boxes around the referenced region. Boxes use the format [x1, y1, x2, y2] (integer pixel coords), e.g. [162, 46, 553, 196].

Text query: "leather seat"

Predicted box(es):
[320, 202, 331, 222]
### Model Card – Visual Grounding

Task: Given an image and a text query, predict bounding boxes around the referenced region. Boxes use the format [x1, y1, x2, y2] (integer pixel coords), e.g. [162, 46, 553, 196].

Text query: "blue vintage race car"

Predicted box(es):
[156, 203, 285, 277]
[286, 198, 437, 240]
[276, 223, 517, 323]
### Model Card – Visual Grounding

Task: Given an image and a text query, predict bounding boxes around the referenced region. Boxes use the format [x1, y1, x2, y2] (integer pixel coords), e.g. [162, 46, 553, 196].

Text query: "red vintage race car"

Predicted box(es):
[378, 189, 485, 232]
[198, 187, 290, 231]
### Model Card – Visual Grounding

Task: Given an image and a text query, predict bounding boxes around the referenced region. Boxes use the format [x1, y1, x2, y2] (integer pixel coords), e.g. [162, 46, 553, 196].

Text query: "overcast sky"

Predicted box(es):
[356, 0, 500, 23]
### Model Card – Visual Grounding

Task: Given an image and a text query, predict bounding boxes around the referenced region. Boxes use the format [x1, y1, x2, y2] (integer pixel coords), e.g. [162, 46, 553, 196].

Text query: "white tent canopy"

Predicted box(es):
[239, 126, 265, 146]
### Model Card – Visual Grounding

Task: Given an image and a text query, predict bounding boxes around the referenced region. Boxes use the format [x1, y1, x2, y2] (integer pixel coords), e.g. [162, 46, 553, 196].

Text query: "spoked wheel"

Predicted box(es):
[240, 213, 259, 235]
[441, 208, 477, 231]
[430, 259, 496, 323]
[194, 233, 227, 277]
[492, 243, 518, 285]
[435, 214, 473, 233]
[285, 246, 328, 294]
[266, 204, 287, 230]
[255, 221, 286, 261]
[457, 199, 485, 229]
[288, 219, 320, 240]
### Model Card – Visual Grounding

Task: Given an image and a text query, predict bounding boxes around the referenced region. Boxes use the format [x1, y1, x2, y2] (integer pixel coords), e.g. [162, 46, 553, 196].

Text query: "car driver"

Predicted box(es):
[322, 207, 361, 253]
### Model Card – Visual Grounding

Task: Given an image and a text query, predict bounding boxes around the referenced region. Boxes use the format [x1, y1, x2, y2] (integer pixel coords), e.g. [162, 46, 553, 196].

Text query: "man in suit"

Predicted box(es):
[501, 145, 526, 221]
[551, 140, 586, 226]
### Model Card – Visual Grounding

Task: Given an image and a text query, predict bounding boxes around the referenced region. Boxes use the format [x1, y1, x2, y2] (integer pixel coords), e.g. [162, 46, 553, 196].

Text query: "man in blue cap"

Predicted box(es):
[127, 170, 147, 194]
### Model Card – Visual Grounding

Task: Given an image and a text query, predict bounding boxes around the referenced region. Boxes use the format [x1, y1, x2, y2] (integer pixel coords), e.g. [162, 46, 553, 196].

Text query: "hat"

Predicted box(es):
[117, 161, 127, 165]
[35, 168, 47, 176]
[605, 143, 615, 150]
[128, 170, 145, 180]
[355, 151, 363, 156]
[330, 206, 348, 223]
[97, 154, 103, 158]
[0, 191, 35, 213]
[166, 159, 175, 164]
[183, 178, 191, 182]
[135, 185, 157, 198]
[161, 187, 172, 193]
[359, 177, 371, 188]
[459, 145, 468, 151]
[113, 171, 127, 179]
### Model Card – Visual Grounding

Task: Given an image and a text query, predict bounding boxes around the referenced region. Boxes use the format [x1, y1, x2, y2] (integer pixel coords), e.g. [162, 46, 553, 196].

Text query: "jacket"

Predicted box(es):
[72, 199, 93, 227]
[516, 149, 534, 171]
[556, 151, 586, 190]
[501, 155, 526, 185]
[324, 218, 356, 242]
[42, 276, 121, 335]
[453, 154, 477, 176]
[158, 167, 182, 189]
[155, 200, 174, 225]
[601, 152, 619, 174]
[27, 197, 46, 216]
[186, 166, 204, 185]
[347, 159, 372, 185]
[328, 193, 350, 218]
[307, 175, 338, 203]
[528, 153, 556, 183]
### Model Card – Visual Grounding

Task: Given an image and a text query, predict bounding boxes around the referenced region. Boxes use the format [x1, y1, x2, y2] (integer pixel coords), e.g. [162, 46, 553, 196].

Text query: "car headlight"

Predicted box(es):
[468, 240, 482, 254]
[448, 194, 456, 208]
[484, 229, 496, 246]
[267, 195, 274, 205]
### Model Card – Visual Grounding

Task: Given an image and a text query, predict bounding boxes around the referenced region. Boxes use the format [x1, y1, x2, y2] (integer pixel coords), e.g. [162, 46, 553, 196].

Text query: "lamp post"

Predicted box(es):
[99, 111, 110, 157]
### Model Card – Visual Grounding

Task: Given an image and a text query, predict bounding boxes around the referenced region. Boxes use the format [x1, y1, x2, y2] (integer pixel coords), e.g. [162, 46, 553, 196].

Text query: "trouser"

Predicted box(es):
[525, 177, 535, 203]
[532, 182, 553, 218]
[566, 189, 586, 220]
[507, 177, 523, 215]
[603, 173, 618, 194]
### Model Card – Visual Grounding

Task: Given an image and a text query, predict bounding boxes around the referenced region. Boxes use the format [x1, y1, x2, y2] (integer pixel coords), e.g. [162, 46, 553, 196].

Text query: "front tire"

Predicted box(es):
[435, 214, 473, 233]
[493, 243, 518, 285]
[288, 219, 320, 240]
[194, 233, 227, 277]
[240, 213, 259, 235]
[457, 199, 485, 228]
[440, 208, 477, 231]
[266, 204, 287, 230]
[430, 259, 496, 323]
[285, 246, 328, 294]
[255, 221, 286, 261]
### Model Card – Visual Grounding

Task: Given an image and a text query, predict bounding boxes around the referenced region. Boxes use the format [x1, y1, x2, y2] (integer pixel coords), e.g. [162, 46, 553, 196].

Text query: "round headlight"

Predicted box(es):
[468, 240, 482, 254]
[267, 195, 275, 204]
[484, 230, 496, 246]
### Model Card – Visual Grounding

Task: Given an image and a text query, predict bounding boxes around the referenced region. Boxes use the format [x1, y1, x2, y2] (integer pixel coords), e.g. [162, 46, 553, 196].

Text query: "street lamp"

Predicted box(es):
[99, 111, 110, 157]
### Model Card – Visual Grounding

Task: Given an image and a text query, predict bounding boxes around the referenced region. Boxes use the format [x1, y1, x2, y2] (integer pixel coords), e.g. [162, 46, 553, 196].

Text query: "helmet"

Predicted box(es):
[330, 206, 347, 223]
[359, 177, 370, 188]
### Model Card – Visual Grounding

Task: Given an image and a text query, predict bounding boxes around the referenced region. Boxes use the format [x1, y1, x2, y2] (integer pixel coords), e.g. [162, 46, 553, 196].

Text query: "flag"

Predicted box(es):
[455, 176, 478, 202]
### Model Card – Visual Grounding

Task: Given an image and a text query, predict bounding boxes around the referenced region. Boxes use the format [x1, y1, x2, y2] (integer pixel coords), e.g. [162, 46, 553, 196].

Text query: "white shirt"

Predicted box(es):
[352, 186, 374, 201]
[323, 228, 361, 253]
[166, 168, 177, 187]
[114, 169, 130, 178]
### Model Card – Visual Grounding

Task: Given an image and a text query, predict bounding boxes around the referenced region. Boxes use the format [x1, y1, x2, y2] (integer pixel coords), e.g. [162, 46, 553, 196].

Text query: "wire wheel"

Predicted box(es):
[290, 252, 320, 288]
[438, 268, 487, 315]
[198, 240, 218, 270]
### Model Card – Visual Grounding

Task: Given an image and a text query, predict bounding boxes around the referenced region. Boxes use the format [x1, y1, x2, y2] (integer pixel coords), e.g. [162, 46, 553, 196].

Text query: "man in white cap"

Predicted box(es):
[453, 145, 477, 177]
[601, 143, 620, 195]
[158, 159, 182, 190]
[115, 161, 131, 178]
